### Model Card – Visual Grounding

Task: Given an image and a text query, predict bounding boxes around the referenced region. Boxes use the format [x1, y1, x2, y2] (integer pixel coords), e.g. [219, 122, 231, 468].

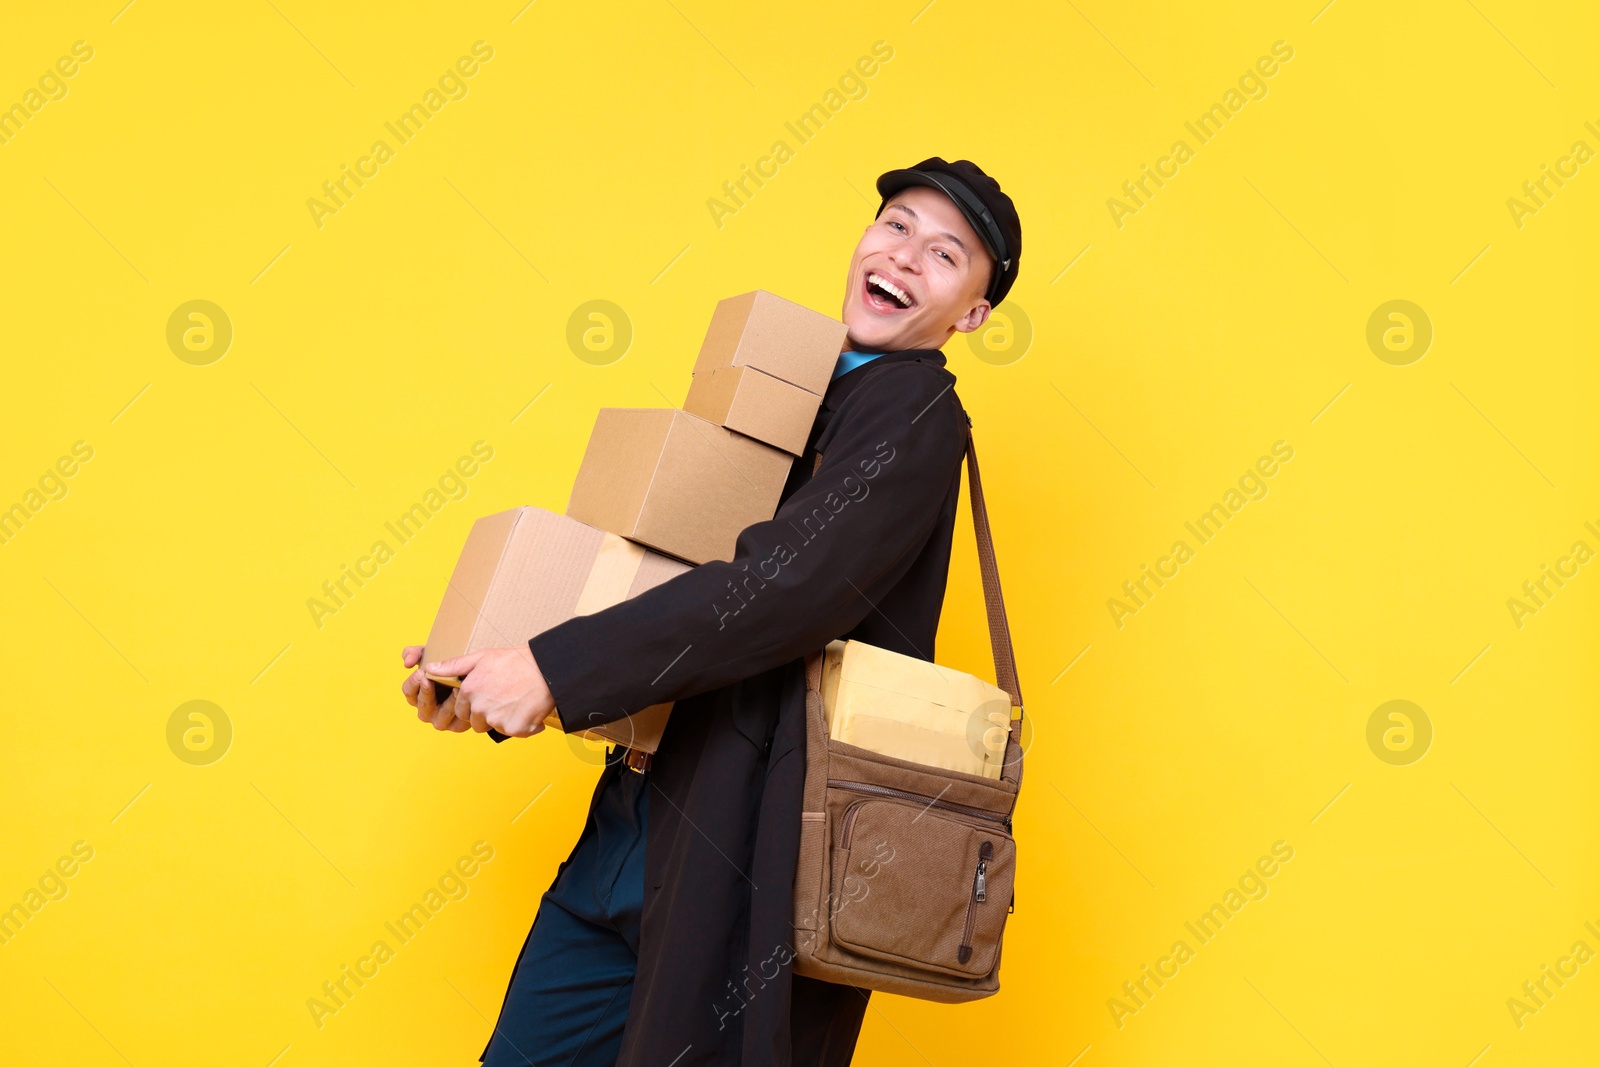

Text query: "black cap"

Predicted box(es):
[874, 157, 1022, 306]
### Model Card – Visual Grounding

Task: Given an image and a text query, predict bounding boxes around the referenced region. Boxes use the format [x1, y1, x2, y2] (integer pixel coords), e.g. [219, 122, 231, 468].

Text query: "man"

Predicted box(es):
[400, 157, 1022, 1067]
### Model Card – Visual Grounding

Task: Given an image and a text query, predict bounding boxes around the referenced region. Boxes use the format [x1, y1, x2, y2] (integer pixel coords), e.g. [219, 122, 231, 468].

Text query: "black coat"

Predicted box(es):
[527, 346, 971, 1066]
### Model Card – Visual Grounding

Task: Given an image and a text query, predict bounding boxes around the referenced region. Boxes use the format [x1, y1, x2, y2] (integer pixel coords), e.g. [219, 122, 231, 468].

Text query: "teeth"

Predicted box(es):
[867, 272, 912, 308]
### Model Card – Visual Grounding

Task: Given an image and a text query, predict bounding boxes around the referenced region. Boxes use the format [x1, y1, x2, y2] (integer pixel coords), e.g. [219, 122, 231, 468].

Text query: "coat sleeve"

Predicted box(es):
[526, 361, 968, 732]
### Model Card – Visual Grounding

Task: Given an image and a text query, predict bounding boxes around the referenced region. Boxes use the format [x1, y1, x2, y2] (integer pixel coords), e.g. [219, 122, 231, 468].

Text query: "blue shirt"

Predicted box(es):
[832, 349, 886, 380]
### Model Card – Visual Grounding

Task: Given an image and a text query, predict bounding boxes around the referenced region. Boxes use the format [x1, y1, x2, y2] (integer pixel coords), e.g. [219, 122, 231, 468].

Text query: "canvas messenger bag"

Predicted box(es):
[792, 426, 1025, 1002]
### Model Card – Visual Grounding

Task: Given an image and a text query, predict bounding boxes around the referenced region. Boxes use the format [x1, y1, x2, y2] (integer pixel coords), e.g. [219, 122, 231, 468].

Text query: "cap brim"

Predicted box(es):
[875, 170, 999, 260]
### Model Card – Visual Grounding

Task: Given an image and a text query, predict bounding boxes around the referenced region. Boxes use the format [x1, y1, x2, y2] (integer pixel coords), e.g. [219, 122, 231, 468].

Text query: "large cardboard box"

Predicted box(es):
[422, 506, 691, 752]
[683, 365, 821, 455]
[691, 290, 849, 396]
[566, 408, 792, 565]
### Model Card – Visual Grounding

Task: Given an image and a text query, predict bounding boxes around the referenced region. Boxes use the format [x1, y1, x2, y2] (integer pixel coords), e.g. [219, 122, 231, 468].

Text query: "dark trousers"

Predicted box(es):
[480, 749, 648, 1067]
[480, 748, 869, 1067]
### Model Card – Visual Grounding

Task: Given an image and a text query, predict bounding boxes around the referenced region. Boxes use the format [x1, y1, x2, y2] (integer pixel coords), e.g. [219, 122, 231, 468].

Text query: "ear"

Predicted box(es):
[951, 300, 992, 335]
[955, 257, 996, 332]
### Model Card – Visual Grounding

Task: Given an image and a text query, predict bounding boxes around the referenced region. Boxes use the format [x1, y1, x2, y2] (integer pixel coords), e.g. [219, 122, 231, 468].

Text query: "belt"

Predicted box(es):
[613, 744, 652, 774]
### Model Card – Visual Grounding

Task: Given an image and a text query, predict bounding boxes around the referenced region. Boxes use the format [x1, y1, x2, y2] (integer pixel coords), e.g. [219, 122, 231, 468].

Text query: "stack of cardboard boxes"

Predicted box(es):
[568, 290, 847, 564]
[422, 291, 847, 753]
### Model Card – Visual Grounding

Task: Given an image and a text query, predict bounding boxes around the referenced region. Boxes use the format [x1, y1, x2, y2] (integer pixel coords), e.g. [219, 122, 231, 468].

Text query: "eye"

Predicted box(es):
[936, 250, 953, 263]
[889, 220, 907, 232]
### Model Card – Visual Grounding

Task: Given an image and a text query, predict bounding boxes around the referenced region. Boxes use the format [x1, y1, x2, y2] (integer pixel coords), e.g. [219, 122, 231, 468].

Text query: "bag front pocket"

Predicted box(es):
[828, 794, 1015, 979]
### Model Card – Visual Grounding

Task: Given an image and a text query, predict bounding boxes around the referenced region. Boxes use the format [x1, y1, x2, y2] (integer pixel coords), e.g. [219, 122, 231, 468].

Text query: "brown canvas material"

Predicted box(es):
[792, 428, 1024, 1002]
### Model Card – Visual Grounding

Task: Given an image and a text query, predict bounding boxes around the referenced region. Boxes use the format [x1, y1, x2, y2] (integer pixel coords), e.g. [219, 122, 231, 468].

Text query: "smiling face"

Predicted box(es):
[840, 184, 994, 354]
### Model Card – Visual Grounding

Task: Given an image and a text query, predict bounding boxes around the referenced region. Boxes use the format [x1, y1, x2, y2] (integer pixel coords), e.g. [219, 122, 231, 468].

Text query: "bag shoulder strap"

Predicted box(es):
[809, 423, 1025, 717]
[962, 425, 1024, 716]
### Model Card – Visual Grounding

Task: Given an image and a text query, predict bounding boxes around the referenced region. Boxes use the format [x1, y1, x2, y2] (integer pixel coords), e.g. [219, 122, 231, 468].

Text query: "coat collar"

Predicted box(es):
[821, 347, 949, 410]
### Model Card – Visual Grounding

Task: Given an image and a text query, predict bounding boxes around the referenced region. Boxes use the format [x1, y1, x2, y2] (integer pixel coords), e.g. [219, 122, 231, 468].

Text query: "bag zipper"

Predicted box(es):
[831, 779, 1012, 847]
[957, 840, 995, 965]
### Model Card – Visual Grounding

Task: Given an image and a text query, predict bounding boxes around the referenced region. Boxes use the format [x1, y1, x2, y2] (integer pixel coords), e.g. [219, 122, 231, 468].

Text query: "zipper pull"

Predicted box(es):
[974, 858, 987, 902]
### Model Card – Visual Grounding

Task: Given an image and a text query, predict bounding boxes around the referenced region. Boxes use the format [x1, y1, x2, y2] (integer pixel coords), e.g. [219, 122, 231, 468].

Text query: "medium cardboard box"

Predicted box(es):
[683, 365, 821, 455]
[422, 506, 691, 753]
[566, 408, 793, 565]
[691, 290, 849, 396]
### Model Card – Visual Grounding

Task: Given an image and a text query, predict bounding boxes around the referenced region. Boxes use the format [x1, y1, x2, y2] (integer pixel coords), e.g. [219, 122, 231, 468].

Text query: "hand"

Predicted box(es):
[401, 644, 470, 732]
[425, 644, 556, 738]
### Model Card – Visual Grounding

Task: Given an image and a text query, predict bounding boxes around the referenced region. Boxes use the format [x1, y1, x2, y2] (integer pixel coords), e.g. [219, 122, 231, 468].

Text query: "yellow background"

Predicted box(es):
[2, 0, 1596, 1064]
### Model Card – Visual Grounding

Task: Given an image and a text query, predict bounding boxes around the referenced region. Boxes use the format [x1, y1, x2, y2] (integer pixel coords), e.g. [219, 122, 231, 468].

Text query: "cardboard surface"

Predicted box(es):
[691, 290, 849, 396]
[566, 408, 793, 564]
[822, 640, 1011, 780]
[683, 365, 821, 455]
[422, 506, 691, 752]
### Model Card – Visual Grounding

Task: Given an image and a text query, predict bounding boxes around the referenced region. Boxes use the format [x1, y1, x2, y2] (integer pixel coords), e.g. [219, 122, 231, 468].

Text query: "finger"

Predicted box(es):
[432, 695, 457, 731]
[402, 645, 424, 667]
[425, 651, 481, 677]
[470, 708, 490, 733]
[402, 669, 424, 707]
[416, 677, 437, 722]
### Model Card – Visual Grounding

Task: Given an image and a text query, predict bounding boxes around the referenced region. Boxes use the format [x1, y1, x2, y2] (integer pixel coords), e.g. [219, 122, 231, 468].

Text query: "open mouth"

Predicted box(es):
[861, 270, 916, 314]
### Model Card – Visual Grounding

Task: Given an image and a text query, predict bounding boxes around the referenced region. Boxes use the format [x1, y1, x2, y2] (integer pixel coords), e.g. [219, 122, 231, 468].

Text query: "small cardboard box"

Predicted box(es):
[821, 640, 1012, 780]
[683, 365, 821, 455]
[566, 408, 793, 565]
[422, 506, 691, 753]
[691, 290, 849, 396]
